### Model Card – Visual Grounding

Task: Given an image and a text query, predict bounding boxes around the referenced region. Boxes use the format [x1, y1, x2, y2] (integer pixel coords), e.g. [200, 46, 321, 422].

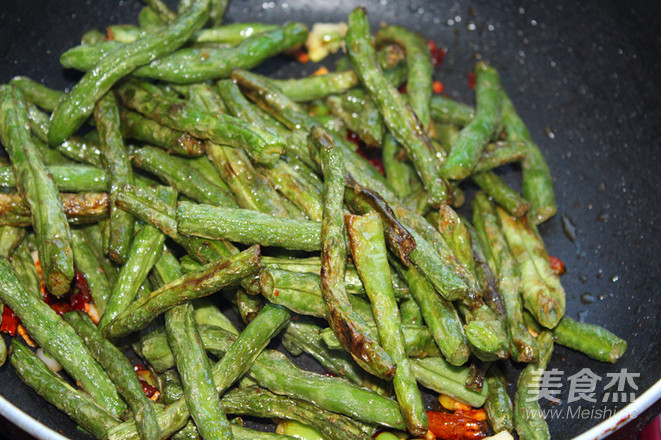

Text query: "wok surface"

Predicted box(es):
[1, 1, 660, 439]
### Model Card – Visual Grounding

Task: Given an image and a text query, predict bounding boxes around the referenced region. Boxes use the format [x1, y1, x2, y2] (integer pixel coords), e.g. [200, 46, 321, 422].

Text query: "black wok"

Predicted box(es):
[0, 1, 660, 439]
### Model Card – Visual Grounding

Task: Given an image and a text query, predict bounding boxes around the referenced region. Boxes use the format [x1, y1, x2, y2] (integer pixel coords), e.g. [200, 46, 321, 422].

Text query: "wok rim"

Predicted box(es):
[1, 378, 660, 439]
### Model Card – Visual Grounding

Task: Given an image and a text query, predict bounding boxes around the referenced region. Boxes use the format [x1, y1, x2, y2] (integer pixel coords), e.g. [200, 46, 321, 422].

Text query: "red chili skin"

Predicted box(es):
[139, 380, 159, 399]
[427, 411, 488, 440]
[352, 131, 386, 175]
[346, 130, 362, 148]
[468, 72, 475, 90]
[49, 303, 71, 316]
[427, 40, 447, 67]
[69, 271, 93, 311]
[549, 255, 566, 275]
[1, 306, 19, 336]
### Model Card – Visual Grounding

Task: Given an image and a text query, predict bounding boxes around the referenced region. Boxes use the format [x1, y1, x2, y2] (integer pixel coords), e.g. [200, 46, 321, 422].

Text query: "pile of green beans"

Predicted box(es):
[0, 2, 628, 440]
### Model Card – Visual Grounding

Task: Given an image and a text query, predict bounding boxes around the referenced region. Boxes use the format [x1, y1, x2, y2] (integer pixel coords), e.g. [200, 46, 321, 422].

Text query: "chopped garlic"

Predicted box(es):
[306, 23, 347, 62]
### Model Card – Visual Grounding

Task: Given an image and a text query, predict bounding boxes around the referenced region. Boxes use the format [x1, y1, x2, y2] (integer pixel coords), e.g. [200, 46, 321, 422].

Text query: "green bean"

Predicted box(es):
[9, 238, 41, 297]
[187, 155, 230, 191]
[346, 8, 448, 207]
[10, 340, 121, 439]
[265, 265, 405, 298]
[137, 324, 405, 432]
[192, 297, 238, 335]
[249, 349, 405, 430]
[215, 78, 283, 129]
[205, 144, 290, 216]
[131, 146, 237, 207]
[382, 133, 414, 199]
[344, 176, 416, 266]
[356, 97, 385, 147]
[9, 76, 63, 112]
[165, 302, 233, 439]
[114, 184, 236, 264]
[430, 95, 476, 127]
[555, 316, 627, 362]
[473, 141, 529, 173]
[94, 92, 135, 264]
[0, 225, 26, 258]
[120, 23, 308, 83]
[221, 386, 373, 440]
[316, 125, 396, 379]
[138, 4, 167, 31]
[472, 171, 530, 218]
[497, 208, 565, 329]
[48, 0, 210, 145]
[25, 102, 51, 143]
[376, 25, 433, 129]
[523, 312, 626, 363]
[501, 94, 556, 224]
[326, 93, 361, 134]
[236, 288, 264, 323]
[231, 69, 314, 132]
[120, 110, 206, 157]
[145, 0, 176, 23]
[232, 426, 296, 440]
[0, 318, 5, 366]
[30, 138, 76, 168]
[70, 228, 112, 314]
[473, 192, 537, 362]
[177, 201, 321, 251]
[392, 259, 469, 366]
[271, 70, 360, 102]
[98, 223, 166, 330]
[410, 357, 488, 407]
[104, 24, 143, 43]
[55, 135, 104, 167]
[59, 41, 123, 70]
[468, 220, 508, 317]
[399, 296, 424, 325]
[327, 323, 442, 359]
[441, 62, 503, 180]
[283, 319, 366, 387]
[109, 398, 191, 440]
[397, 221, 469, 302]
[80, 222, 119, 285]
[0, 192, 104, 227]
[0, 164, 107, 192]
[64, 311, 161, 440]
[0, 85, 74, 296]
[102, 245, 261, 339]
[213, 302, 290, 393]
[231, 69, 397, 204]
[459, 300, 510, 361]
[514, 331, 553, 440]
[117, 80, 283, 166]
[346, 212, 427, 435]
[485, 366, 514, 433]
[194, 22, 279, 45]
[258, 273, 325, 318]
[0, 259, 126, 416]
[259, 160, 324, 221]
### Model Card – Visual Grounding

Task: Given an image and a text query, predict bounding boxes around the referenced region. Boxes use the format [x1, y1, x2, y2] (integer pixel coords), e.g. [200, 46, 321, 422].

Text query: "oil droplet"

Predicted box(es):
[581, 293, 595, 304]
[561, 214, 576, 242]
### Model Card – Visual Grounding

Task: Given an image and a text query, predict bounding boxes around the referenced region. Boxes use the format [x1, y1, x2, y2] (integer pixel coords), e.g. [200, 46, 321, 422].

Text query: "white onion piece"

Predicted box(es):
[36, 348, 62, 373]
